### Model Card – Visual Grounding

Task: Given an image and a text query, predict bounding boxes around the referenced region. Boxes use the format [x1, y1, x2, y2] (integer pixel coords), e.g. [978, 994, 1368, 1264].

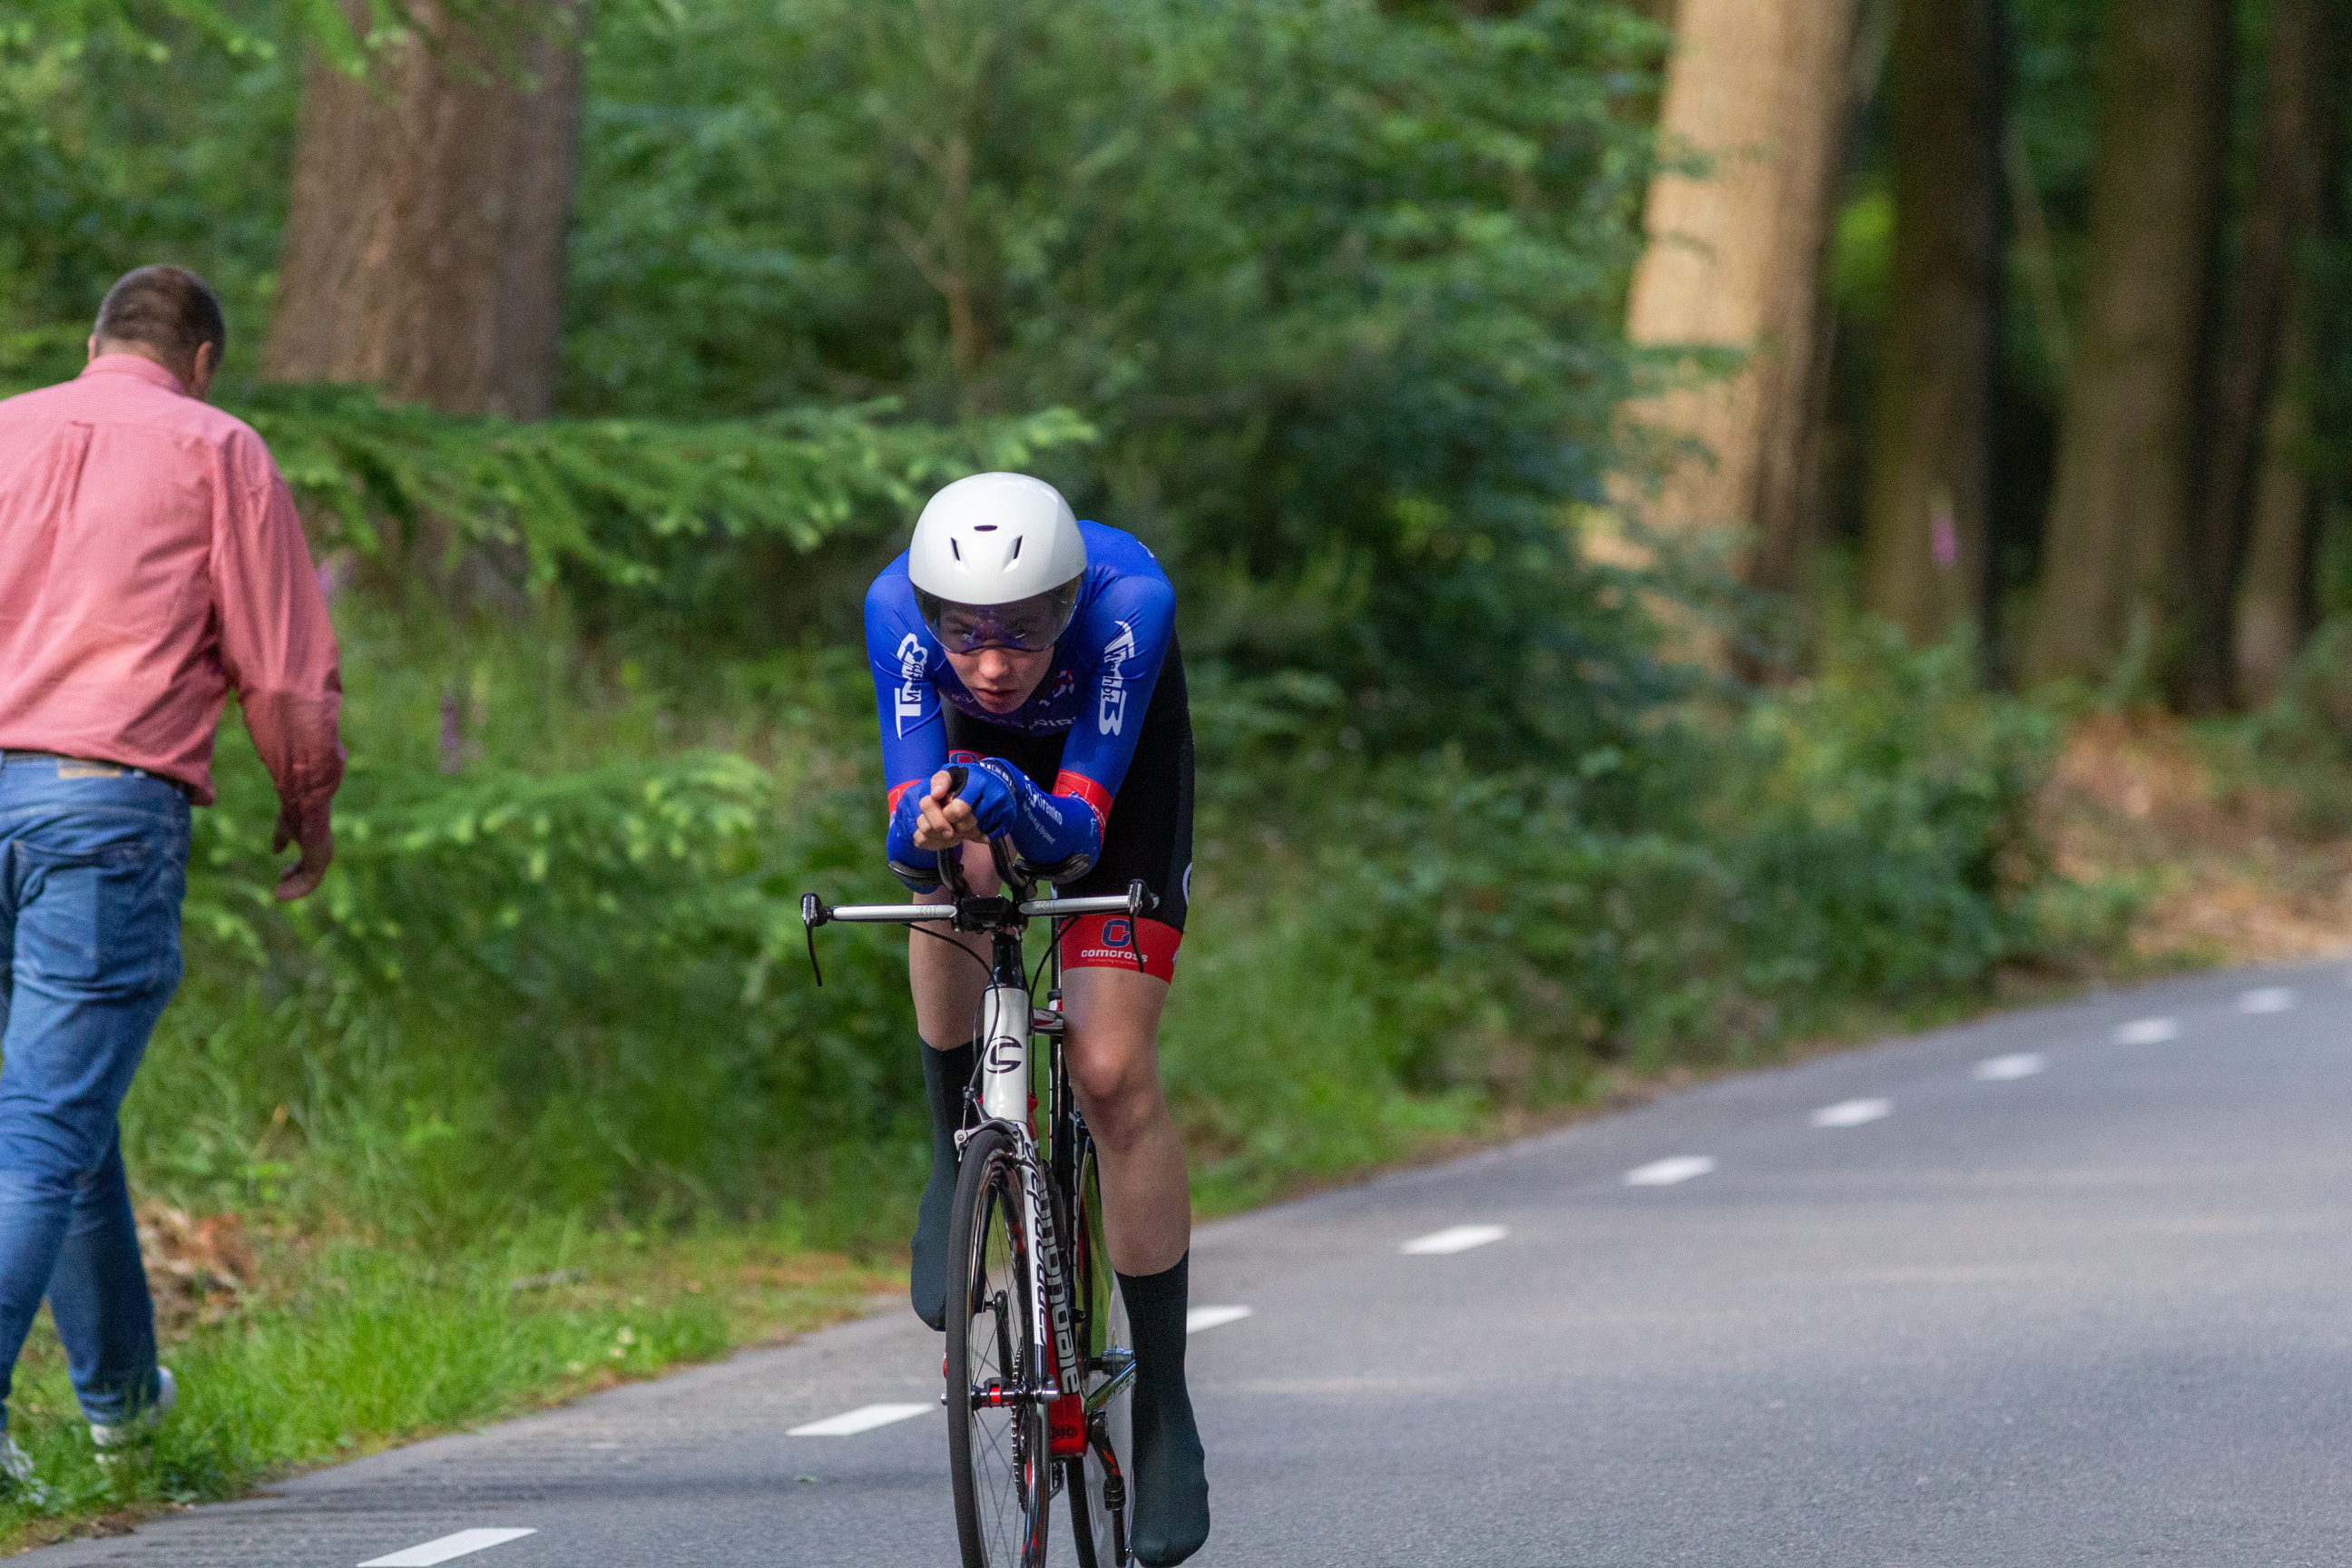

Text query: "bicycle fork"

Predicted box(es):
[975, 976, 1082, 1426]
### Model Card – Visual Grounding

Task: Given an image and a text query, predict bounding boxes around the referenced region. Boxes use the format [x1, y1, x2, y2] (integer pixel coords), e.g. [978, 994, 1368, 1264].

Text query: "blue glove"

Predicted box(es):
[883, 761, 1102, 886]
[956, 760, 1022, 839]
[882, 765, 1021, 888]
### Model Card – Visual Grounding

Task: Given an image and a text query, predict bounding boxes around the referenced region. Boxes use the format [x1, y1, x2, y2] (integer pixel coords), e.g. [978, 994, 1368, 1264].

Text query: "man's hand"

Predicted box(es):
[272, 802, 335, 902]
[911, 769, 985, 852]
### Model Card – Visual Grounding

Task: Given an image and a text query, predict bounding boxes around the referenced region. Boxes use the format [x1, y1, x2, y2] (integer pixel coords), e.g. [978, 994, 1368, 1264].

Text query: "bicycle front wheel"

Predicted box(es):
[947, 1123, 1051, 1568]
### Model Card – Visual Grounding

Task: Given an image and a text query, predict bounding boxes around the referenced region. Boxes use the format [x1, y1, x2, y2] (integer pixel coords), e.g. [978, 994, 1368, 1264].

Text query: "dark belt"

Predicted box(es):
[0, 750, 192, 798]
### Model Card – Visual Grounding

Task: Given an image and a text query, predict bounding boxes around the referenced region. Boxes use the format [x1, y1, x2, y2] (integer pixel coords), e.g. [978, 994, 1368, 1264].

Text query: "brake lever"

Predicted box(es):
[990, 834, 1034, 902]
[1123, 879, 1155, 973]
[937, 766, 973, 906]
[799, 893, 828, 987]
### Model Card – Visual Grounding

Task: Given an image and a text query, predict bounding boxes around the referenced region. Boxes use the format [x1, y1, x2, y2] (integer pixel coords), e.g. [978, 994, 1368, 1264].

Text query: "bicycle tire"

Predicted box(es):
[1067, 1142, 1135, 1568]
[947, 1123, 1051, 1568]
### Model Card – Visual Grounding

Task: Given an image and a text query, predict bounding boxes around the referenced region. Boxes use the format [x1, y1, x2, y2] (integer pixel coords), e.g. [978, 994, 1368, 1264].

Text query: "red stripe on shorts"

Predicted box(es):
[1059, 914, 1181, 983]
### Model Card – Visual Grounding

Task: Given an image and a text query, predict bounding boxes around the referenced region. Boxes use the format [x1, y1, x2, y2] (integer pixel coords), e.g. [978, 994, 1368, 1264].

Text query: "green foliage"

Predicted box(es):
[244, 384, 1094, 593]
[128, 601, 2067, 1245]
[0, 4, 296, 358]
[572, 0, 1672, 759]
[136, 606, 924, 1246]
[9, 0, 603, 80]
[1163, 624, 2063, 1200]
[2239, 620, 2352, 832]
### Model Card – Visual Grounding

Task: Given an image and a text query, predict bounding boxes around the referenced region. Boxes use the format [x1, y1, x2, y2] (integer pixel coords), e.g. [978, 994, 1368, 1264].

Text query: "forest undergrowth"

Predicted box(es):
[10, 600, 2348, 1552]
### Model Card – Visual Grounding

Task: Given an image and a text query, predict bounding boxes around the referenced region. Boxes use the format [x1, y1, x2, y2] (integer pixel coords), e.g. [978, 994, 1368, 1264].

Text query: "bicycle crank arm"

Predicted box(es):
[1083, 1353, 1137, 1415]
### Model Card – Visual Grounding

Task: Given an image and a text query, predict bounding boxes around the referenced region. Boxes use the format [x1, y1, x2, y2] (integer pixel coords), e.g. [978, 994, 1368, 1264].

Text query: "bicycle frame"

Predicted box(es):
[801, 842, 1151, 1425]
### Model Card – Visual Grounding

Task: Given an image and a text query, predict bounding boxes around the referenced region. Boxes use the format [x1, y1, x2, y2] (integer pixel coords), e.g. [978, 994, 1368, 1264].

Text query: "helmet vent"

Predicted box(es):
[949, 539, 961, 561]
[1009, 536, 1022, 559]
[973, 524, 998, 532]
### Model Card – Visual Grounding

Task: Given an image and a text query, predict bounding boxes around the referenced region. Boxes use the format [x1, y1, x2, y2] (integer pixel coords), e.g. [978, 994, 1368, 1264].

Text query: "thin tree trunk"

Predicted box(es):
[1621, 0, 1864, 626]
[264, 4, 584, 418]
[2234, 308, 2317, 708]
[1859, 0, 2003, 647]
[2234, 5, 2344, 707]
[2178, 0, 2331, 710]
[2021, 0, 2230, 690]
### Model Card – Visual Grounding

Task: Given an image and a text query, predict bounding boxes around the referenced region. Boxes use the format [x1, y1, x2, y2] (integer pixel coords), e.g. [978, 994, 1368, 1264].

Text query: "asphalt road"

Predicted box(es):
[26, 956, 2352, 1567]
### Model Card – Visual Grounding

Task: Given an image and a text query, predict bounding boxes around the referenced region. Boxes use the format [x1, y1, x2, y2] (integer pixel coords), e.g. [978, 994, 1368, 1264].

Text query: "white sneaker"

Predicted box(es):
[90, 1366, 175, 1455]
[0, 1433, 53, 1506]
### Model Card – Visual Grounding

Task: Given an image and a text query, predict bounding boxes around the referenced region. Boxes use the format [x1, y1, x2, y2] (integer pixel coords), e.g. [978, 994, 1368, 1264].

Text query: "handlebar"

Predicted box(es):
[802, 882, 1156, 929]
[798, 880, 1156, 988]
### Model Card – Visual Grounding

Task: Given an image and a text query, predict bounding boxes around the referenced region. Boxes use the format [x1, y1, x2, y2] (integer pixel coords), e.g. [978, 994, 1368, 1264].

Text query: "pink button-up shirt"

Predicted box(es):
[0, 354, 344, 818]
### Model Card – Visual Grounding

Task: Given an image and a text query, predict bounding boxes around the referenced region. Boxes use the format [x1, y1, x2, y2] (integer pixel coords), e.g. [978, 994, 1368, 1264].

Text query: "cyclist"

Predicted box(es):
[865, 471, 1209, 1566]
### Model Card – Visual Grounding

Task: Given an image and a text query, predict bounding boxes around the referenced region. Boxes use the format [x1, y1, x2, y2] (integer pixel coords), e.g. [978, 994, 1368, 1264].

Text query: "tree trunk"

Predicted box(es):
[2234, 5, 2344, 708]
[1858, 0, 2003, 647]
[2178, 0, 2332, 711]
[2233, 308, 2316, 709]
[263, 4, 583, 419]
[1620, 0, 1864, 620]
[2020, 0, 2230, 690]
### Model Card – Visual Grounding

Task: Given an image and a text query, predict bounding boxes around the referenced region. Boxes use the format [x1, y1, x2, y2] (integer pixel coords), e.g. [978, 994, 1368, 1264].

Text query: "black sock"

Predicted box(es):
[911, 1037, 976, 1331]
[1117, 1254, 1210, 1566]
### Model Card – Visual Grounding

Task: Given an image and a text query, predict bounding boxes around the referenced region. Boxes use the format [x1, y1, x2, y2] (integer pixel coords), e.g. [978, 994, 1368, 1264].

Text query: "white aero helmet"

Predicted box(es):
[906, 472, 1088, 652]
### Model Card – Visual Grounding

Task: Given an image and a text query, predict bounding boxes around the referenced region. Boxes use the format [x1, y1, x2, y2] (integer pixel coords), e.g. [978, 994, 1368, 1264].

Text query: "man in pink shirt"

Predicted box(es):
[0, 265, 343, 1491]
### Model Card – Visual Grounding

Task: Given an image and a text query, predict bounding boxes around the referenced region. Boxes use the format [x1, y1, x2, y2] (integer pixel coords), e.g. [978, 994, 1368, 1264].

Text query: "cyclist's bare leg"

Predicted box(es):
[1061, 966, 1189, 1275]
[1063, 965, 1207, 1565]
[910, 844, 1191, 1273]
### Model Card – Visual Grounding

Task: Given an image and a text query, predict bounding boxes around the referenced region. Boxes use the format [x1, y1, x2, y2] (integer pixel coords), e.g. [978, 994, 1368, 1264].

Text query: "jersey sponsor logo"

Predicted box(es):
[894, 633, 930, 737]
[976, 760, 1063, 828]
[1098, 621, 1138, 736]
[1050, 667, 1079, 701]
[1102, 917, 1132, 947]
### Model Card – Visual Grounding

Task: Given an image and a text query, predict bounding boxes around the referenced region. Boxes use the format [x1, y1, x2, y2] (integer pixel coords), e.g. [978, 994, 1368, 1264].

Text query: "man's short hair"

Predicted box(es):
[93, 266, 227, 372]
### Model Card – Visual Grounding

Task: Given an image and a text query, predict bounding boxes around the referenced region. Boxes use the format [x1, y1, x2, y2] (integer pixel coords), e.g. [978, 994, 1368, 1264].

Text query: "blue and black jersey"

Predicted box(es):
[866, 520, 1176, 888]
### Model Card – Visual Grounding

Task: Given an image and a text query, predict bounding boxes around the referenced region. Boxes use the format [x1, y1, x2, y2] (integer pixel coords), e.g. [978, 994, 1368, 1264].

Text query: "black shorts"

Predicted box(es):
[946, 638, 1193, 978]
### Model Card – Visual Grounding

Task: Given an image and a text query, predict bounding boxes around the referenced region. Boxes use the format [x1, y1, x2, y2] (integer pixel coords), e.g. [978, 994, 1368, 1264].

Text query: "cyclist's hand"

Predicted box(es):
[912, 769, 984, 851]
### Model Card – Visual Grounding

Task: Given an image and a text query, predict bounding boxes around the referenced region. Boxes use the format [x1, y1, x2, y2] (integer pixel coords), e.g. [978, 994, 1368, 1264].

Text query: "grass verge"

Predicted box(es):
[0, 1227, 896, 1553]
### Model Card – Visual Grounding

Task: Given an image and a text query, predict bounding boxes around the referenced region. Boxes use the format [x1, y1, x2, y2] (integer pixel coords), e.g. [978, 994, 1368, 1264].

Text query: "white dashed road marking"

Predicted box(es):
[1623, 1156, 1717, 1187]
[1810, 1099, 1891, 1129]
[2239, 986, 2297, 1014]
[1973, 1053, 2045, 1081]
[359, 1529, 537, 1568]
[788, 1403, 932, 1437]
[1187, 1305, 1252, 1334]
[1401, 1224, 1508, 1255]
[2114, 1017, 2181, 1045]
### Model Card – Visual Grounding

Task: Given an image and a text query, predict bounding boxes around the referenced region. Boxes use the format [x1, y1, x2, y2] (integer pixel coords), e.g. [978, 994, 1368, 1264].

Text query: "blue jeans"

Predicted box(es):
[0, 755, 188, 1427]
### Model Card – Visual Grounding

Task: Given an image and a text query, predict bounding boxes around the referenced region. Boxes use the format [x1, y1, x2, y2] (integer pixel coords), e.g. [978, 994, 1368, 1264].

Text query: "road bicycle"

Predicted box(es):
[802, 772, 1151, 1568]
